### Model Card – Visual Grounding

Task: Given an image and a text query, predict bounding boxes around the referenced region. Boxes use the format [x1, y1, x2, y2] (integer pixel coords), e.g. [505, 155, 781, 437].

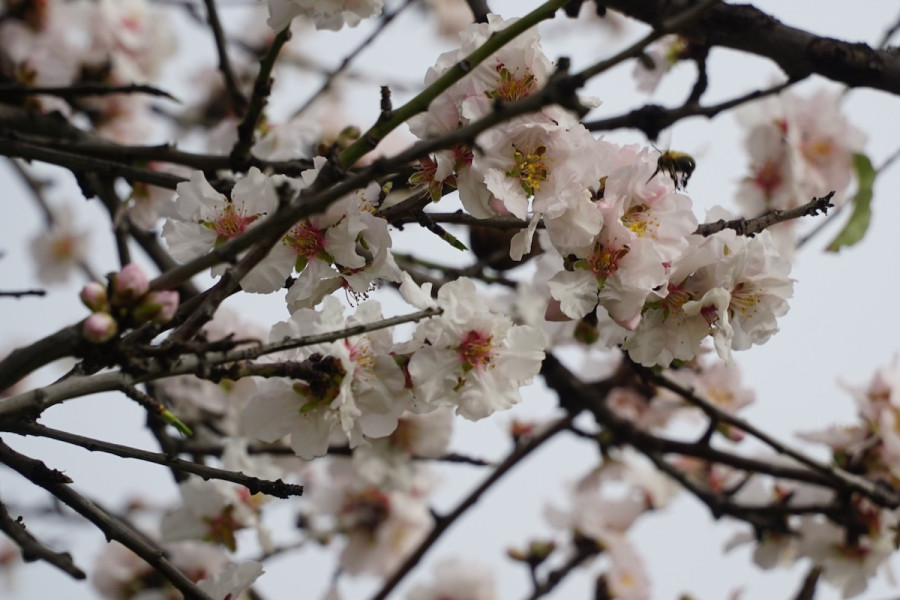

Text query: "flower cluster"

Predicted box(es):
[79, 263, 179, 343]
[735, 88, 866, 241]
[408, 18, 796, 367]
[1, 0, 175, 142]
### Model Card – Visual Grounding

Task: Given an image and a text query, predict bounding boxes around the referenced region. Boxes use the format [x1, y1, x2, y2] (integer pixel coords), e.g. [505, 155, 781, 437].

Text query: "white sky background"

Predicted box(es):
[2, 0, 900, 599]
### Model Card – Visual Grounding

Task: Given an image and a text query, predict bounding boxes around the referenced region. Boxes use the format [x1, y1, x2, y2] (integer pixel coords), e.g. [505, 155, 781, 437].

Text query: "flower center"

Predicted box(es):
[507, 145, 549, 196]
[340, 487, 391, 537]
[621, 204, 658, 237]
[587, 243, 629, 283]
[730, 282, 762, 318]
[285, 221, 326, 259]
[205, 204, 258, 244]
[489, 63, 537, 103]
[753, 162, 782, 196]
[459, 330, 495, 372]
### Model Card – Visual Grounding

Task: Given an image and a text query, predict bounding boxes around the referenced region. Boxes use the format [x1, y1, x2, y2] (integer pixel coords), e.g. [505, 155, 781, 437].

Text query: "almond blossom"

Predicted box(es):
[308, 458, 433, 577]
[241, 297, 411, 459]
[160, 479, 262, 552]
[162, 167, 289, 293]
[406, 558, 496, 600]
[407, 277, 547, 420]
[622, 222, 793, 366]
[267, 0, 383, 32]
[29, 203, 90, 285]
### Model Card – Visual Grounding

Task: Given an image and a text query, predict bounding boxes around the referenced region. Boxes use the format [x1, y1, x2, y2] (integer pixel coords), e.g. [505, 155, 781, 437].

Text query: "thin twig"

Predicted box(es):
[0, 83, 178, 102]
[6, 422, 303, 498]
[0, 438, 215, 600]
[0, 499, 86, 579]
[695, 193, 835, 237]
[230, 28, 291, 168]
[369, 414, 575, 600]
[292, 0, 416, 119]
[203, 0, 248, 116]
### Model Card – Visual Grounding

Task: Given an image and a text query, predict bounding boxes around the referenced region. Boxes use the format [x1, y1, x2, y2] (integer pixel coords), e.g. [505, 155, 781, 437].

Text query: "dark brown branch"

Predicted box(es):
[0, 289, 46, 298]
[230, 28, 291, 168]
[602, 0, 900, 95]
[0, 83, 178, 102]
[695, 192, 835, 237]
[6, 422, 303, 498]
[202, 0, 248, 116]
[584, 78, 800, 139]
[0, 438, 215, 600]
[3, 137, 187, 190]
[0, 500, 86, 579]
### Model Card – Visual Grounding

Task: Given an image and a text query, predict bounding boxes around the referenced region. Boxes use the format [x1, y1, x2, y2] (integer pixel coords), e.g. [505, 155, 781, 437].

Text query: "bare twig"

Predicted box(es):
[6, 422, 303, 498]
[369, 414, 575, 600]
[292, 0, 416, 119]
[0, 500, 86, 579]
[0, 438, 215, 600]
[202, 0, 248, 116]
[695, 193, 835, 237]
[0, 83, 178, 102]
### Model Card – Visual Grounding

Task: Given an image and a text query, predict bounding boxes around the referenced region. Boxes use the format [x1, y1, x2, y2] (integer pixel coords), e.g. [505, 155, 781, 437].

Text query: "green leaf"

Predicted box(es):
[827, 153, 876, 252]
[441, 230, 469, 251]
[160, 409, 193, 437]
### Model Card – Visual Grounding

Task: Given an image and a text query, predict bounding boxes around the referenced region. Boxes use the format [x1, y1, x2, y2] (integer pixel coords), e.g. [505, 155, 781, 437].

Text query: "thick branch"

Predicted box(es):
[603, 0, 900, 95]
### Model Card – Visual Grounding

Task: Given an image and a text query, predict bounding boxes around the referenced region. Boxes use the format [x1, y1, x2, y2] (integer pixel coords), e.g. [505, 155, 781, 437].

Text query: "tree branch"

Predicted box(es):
[0, 499, 86, 579]
[0, 438, 215, 600]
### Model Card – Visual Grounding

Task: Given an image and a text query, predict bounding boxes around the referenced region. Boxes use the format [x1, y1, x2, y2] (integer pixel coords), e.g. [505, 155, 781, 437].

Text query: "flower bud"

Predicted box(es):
[83, 311, 118, 343]
[79, 282, 109, 312]
[133, 290, 179, 324]
[112, 263, 149, 306]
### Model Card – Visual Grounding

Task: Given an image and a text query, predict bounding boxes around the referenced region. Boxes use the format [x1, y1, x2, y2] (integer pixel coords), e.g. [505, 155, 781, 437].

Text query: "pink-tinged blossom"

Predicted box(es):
[197, 561, 264, 600]
[80, 282, 109, 313]
[29, 203, 90, 285]
[471, 118, 607, 222]
[162, 167, 289, 294]
[281, 158, 402, 310]
[606, 538, 651, 600]
[407, 278, 546, 420]
[133, 290, 180, 324]
[92, 540, 230, 600]
[796, 515, 895, 598]
[160, 479, 260, 552]
[406, 558, 496, 600]
[241, 297, 411, 459]
[632, 35, 689, 93]
[309, 459, 432, 577]
[623, 224, 792, 366]
[112, 263, 150, 306]
[548, 217, 667, 329]
[407, 15, 565, 221]
[267, 0, 383, 32]
[736, 88, 866, 218]
[352, 408, 453, 491]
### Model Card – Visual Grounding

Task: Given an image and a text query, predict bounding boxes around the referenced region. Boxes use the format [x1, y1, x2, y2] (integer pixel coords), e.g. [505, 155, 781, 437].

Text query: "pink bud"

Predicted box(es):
[133, 290, 180, 324]
[83, 312, 118, 343]
[112, 263, 149, 306]
[79, 282, 109, 312]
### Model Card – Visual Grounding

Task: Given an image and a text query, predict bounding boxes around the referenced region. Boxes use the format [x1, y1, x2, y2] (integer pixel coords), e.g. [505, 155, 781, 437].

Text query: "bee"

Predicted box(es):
[647, 148, 696, 190]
